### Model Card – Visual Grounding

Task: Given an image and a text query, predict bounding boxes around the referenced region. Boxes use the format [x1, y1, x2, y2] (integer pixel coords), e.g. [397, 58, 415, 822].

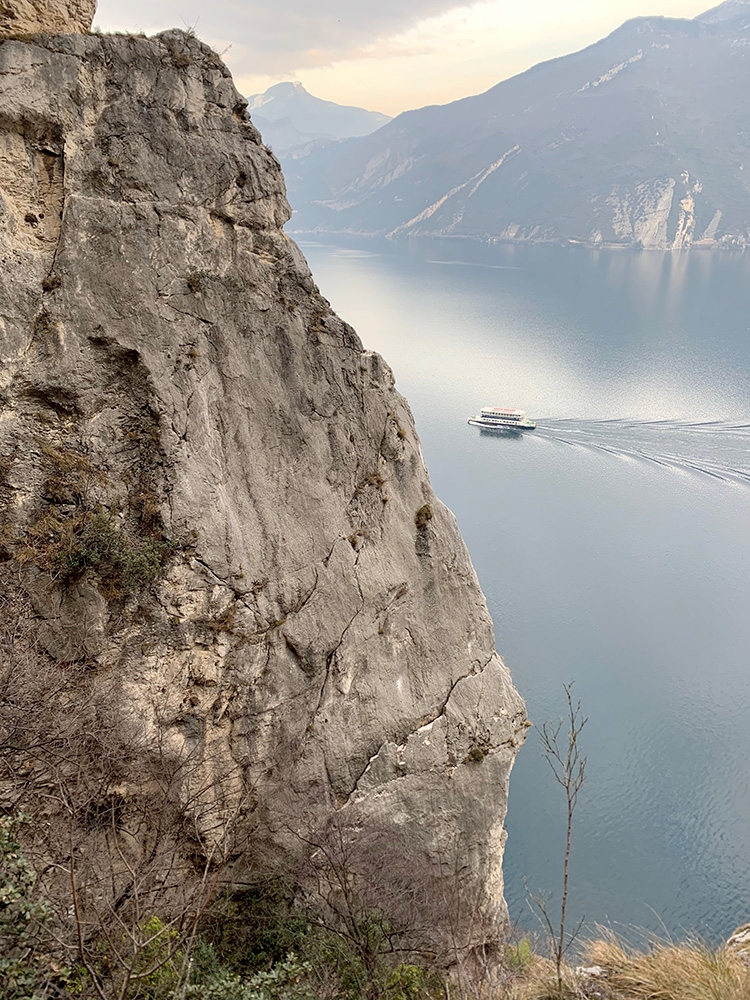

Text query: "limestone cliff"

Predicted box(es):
[0, 0, 95, 35]
[0, 0, 526, 961]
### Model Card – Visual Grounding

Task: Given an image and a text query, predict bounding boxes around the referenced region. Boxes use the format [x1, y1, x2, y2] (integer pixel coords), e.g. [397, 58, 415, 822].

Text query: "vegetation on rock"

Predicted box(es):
[3, 441, 174, 601]
[3, 815, 748, 1000]
[0, 652, 742, 1000]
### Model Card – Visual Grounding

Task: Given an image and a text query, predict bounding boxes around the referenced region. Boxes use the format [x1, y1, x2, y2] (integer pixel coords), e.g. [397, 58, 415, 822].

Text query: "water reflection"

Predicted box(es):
[299, 235, 750, 941]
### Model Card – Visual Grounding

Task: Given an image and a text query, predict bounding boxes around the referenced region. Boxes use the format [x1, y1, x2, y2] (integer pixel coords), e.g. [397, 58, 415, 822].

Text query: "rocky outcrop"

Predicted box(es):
[0, 1, 526, 960]
[0, 0, 95, 36]
[727, 924, 750, 965]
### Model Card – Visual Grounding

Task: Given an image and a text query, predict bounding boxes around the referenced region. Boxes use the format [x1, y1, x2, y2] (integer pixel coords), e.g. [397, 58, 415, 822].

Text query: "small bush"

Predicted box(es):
[133, 489, 163, 533]
[124, 916, 182, 998]
[308, 312, 327, 334]
[186, 951, 315, 1000]
[40, 442, 100, 504]
[353, 471, 387, 499]
[42, 272, 62, 292]
[414, 504, 433, 530]
[465, 745, 488, 764]
[71, 915, 184, 1000]
[187, 270, 211, 293]
[386, 963, 443, 999]
[56, 509, 170, 597]
[506, 938, 533, 974]
[198, 885, 309, 977]
[11, 443, 173, 599]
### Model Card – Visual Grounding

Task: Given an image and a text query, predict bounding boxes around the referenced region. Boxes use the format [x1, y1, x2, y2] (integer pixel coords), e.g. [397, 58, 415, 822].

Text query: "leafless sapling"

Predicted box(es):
[532, 682, 587, 998]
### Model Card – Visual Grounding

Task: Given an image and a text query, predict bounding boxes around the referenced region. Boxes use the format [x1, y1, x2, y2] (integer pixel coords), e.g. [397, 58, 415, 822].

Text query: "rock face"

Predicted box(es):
[0, 4, 526, 960]
[0, 0, 95, 36]
[282, 0, 750, 249]
[727, 924, 750, 965]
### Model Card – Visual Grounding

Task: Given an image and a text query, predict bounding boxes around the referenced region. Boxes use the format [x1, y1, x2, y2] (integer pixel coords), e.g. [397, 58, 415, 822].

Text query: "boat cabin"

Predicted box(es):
[480, 407, 526, 422]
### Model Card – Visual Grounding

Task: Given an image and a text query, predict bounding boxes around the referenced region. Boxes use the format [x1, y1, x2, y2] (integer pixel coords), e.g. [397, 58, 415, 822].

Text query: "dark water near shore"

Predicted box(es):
[297, 236, 750, 943]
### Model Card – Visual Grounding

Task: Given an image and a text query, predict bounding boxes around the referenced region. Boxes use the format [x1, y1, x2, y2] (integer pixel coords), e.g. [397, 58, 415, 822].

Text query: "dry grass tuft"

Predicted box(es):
[458, 934, 750, 1000]
[582, 932, 750, 1000]
[493, 954, 582, 1000]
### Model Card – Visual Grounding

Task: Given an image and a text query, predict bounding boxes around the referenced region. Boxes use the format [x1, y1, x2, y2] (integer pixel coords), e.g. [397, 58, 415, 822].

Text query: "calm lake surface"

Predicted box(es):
[297, 236, 750, 943]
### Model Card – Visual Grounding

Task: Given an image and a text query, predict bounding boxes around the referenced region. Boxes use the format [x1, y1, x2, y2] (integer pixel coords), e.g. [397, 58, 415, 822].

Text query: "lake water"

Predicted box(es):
[297, 236, 750, 944]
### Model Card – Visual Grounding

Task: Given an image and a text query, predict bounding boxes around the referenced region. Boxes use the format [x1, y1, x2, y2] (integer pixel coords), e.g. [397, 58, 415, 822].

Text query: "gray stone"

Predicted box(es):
[0, 0, 96, 37]
[0, 22, 526, 958]
[726, 923, 750, 965]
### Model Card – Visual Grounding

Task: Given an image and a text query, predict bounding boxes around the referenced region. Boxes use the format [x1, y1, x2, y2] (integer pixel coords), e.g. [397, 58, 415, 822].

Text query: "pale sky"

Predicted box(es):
[95, 0, 715, 115]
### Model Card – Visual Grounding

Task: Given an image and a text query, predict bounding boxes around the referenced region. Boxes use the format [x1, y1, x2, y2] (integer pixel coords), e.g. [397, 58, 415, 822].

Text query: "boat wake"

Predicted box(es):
[426, 259, 520, 270]
[532, 418, 750, 486]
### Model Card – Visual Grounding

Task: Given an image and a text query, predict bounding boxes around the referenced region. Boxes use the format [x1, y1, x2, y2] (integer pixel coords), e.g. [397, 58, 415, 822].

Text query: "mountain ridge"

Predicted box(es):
[282, 1, 750, 249]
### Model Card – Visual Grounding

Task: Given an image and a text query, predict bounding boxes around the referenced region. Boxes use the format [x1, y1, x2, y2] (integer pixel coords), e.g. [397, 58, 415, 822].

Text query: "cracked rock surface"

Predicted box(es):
[0, 0, 95, 36]
[0, 13, 527, 955]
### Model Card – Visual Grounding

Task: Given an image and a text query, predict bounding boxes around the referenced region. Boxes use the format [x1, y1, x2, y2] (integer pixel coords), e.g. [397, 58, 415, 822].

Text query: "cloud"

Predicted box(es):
[94, 0, 475, 74]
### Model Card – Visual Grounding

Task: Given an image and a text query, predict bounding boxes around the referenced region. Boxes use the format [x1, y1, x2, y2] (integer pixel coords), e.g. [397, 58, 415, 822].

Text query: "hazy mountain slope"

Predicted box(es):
[285, 2, 750, 248]
[697, 0, 750, 25]
[251, 112, 328, 153]
[248, 82, 391, 149]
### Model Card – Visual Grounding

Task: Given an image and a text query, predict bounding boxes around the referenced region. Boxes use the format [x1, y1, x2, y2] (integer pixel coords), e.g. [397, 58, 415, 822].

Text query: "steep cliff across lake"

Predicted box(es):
[282, 0, 750, 249]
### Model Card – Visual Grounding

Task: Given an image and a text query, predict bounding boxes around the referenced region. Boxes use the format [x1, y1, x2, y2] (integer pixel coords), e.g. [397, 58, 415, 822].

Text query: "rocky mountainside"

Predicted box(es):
[699, 0, 750, 25]
[282, 0, 750, 248]
[0, 0, 526, 965]
[248, 81, 391, 154]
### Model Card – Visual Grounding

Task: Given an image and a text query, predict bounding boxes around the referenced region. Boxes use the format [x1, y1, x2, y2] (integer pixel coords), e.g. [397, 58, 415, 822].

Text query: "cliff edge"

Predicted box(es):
[0, 0, 526, 962]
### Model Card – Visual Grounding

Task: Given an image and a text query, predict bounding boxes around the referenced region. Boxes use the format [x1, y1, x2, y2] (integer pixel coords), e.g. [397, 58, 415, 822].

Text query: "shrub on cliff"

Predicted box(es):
[185, 950, 315, 1000]
[55, 508, 169, 597]
[0, 815, 69, 1000]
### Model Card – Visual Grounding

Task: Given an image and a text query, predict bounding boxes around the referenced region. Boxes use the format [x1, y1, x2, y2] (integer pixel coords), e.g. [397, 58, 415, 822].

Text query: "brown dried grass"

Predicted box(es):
[580, 932, 750, 1000]
[459, 934, 750, 1000]
[508, 956, 581, 999]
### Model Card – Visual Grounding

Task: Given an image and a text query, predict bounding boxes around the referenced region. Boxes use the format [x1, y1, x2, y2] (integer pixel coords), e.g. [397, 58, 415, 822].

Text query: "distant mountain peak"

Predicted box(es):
[247, 81, 391, 149]
[247, 81, 308, 112]
[271, 81, 306, 95]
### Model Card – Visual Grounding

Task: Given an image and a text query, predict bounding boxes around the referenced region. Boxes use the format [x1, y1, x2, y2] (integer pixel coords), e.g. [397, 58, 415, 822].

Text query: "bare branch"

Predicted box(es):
[531, 682, 588, 999]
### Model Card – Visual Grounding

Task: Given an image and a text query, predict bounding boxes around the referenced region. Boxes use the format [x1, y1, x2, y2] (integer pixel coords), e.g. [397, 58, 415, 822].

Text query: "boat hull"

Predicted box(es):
[468, 418, 536, 431]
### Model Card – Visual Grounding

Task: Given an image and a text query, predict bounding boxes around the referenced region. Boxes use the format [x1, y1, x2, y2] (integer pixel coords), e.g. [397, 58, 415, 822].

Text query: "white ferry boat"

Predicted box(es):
[468, 407, 536, 431]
